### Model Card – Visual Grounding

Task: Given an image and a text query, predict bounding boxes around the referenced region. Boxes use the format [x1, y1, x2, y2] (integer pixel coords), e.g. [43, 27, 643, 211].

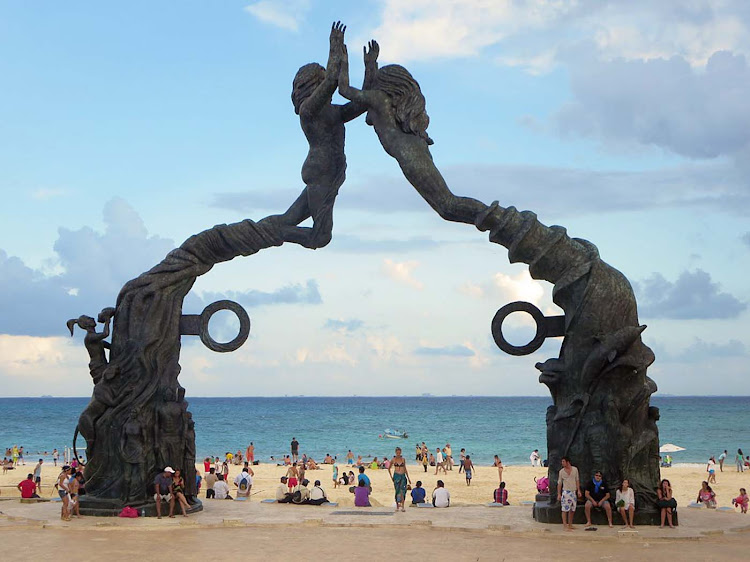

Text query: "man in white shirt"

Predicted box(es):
[213, 474, 232, 500]
[276, 476, 294, 502]
[435, 448, 445, 475]
[432, 480, 450, 508]
[234, 467, 254, 499]
[309, 479, 328, 505]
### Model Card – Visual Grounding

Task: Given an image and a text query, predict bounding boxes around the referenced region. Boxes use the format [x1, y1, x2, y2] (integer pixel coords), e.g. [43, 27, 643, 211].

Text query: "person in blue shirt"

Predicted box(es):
[357, 466, 371, 490]
[411, 481, 426, 504]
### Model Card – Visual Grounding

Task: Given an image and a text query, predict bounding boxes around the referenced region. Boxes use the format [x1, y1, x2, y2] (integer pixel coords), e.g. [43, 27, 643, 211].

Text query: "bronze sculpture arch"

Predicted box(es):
[70, 22, 662, 523]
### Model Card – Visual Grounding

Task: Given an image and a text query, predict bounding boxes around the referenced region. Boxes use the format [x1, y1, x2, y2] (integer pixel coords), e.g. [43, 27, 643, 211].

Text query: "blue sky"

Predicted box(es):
[1, 0, 748, 397]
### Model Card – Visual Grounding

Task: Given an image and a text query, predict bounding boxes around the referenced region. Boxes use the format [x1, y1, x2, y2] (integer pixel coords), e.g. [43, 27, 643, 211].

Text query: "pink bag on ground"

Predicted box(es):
[119, 506, 139, 518]
[535, 476, 550, 494]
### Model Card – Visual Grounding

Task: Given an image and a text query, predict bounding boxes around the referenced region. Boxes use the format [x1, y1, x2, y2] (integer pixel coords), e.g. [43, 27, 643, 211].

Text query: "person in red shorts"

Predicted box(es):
[18, 474, 40, 498]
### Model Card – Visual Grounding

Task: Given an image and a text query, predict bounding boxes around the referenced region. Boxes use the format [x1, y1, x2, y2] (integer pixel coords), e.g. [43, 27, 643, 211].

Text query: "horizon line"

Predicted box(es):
[1, 394, 749, 399]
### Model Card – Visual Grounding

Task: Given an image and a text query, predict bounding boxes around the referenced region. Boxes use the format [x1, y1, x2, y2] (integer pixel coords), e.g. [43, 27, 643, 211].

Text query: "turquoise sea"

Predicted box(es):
[1, 396, 748, 466]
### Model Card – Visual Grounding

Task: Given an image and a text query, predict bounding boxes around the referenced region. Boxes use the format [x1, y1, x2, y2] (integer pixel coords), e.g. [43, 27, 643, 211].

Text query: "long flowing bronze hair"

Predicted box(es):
[291, 63, 325, 115]
[375, 64, 434, 145]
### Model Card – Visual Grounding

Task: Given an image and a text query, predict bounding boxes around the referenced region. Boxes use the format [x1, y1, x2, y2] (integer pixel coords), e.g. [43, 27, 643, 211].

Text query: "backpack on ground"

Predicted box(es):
[535, 476, 550, 494]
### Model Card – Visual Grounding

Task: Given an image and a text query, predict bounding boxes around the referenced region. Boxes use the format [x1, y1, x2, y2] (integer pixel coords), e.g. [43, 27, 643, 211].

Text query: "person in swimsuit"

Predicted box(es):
[57, 466, 72, 520]
[464, 455, 475, 486]
[493, 455, 504, 483]
[286, 464, 299, 492]
[172, 468, 190, 517]
[67, 471, 82, 520]
[388, 447, 411, 512]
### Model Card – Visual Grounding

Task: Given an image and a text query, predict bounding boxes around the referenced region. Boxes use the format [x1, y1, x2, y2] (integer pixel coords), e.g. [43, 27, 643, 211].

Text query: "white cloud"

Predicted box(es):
[244, 0, 310, 32]
[381, 258, 424, 290]
[459, 270, 545, 306]
[369, 0, 750, 69]
[31, 188, 66, 200]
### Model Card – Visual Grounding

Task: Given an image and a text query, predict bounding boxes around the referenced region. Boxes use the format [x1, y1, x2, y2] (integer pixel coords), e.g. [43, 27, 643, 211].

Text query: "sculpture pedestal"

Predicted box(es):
[79, 496, 203, 517]
[532, 495, 677, 526]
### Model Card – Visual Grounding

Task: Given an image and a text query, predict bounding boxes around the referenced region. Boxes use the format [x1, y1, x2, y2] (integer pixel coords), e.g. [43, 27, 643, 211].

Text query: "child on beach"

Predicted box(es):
[421, 453, 429, 473]
[696, 481, 717, 508]
[732, 488, 748, 513]
[464, 455, 475, 486]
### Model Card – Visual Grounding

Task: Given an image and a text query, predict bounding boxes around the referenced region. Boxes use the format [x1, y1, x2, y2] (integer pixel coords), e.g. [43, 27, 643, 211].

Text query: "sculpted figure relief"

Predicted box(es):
[67, 307, 115, 385]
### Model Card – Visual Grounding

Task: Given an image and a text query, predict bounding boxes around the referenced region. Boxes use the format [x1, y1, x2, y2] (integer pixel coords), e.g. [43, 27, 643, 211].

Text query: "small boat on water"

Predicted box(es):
[383, 429, 408, 439]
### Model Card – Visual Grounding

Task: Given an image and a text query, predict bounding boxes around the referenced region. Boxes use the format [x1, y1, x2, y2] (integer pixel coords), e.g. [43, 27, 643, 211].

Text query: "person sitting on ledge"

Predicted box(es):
[309, 480, 328, 505]
[493, 481, 509, 505]
[584, 471, 612, 529]
[616, 478, 636, 528]
[432, 480, 450, 508]
[411, 481, 426, 505]
[17, 473, 40, 499]
[292, 479, 311, 504]
[153, 467, 176, 519]
[213, 474, 233, 500]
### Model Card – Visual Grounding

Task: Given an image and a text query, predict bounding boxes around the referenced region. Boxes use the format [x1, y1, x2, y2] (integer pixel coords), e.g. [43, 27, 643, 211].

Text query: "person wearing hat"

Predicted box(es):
[154, 467, 176, 518]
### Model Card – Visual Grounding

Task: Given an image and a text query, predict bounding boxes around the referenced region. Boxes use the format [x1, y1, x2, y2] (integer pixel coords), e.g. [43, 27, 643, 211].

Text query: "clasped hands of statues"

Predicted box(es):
[327, 21, 379, 92]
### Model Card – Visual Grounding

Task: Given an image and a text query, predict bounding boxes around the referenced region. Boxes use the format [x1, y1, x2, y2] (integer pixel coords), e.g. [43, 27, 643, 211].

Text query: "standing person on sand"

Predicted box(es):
[388, 446, 411, 512]
[736, 449, 745, 472]
[530, 449, 541, 467]
[445, 443, 453, 470]
[346, 450, 354, 465]
[707, 456, 717, 483]
[718, 450, 727, 472]
[434, 448, 446, 475]
[286, 463, 299, 493]
[458, 448, 466, 473]
[557, 456, 582, 531]
[493, 455, 504, 483]
[52, 449, 59, 467]
[246, 442, 255, 465]
[290, 437, 299, 463]
[32, 459, 43, 492]
[464, 455, 475, 486]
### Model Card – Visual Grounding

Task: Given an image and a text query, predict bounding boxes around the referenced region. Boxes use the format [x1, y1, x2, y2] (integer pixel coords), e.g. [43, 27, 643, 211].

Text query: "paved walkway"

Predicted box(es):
[1, 498, 749, 540]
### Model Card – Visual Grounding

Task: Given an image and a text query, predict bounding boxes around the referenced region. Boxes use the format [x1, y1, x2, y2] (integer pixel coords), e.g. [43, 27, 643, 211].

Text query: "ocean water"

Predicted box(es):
[0, 396, 748, 466]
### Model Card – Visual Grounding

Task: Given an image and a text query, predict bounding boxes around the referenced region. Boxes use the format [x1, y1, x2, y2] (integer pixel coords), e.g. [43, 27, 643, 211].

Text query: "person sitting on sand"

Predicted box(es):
[616, 479, 636, 528]
[292, 479, 311, 504]
[657, 479, 677, 528]
[17, 473, 40, 499]
[584, 471, 612, 528]
[411, 481, 426, 505]
[276, 476, 294, 503]
[204, 468, 217, 499]
[732, 488, 748, 513]
[493, 482, 509, 506]
[356, 455, 363, 467]
[354, 480, 371, 507]
[696, 481, 717, 508]
[370, 457, 379, 470]
[213, 474, 232, 500]
[432, 480, 450, 508]
[347, 470, 356, 485]
[309, 480, 328, 505]
[428, 453, 435, 467]
[234, 466, 253, 500]
[324, 454, 334, 464]
[307, 458, 319, 470]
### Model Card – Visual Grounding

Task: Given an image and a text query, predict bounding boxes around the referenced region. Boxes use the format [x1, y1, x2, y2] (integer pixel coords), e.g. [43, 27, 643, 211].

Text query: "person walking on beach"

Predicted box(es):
[52, 449, 59, 467]
[445, 443, 453, 470]
[458, 448, 466, 473]
[732, 488, 748, 513]
[434, 448, 446, 475]
[493, 455, 504, 483]
[464, 455, 475, 486]
[736, 449, 745, 472]
[707, 456, 717, 483]
[32, 459, 43, 492]
[388, 446, 411, 512]
[291, 437, 299, 463]
[557, 456, 581, 531]
[719, 450, 727, 472]
[421, 452, 428, 473]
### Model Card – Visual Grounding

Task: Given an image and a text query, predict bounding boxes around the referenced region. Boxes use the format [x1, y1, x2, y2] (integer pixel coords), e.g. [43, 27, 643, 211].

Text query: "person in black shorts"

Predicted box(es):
[584, 470, 613, 528]
[291, 437, 299, 463]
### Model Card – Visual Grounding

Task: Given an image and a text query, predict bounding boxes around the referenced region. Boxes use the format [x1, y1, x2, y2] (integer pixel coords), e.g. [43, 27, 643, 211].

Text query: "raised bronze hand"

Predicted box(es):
[364, 39, 379, 67]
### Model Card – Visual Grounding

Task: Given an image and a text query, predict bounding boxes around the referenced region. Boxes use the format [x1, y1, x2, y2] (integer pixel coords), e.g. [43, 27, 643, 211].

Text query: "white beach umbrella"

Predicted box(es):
[659, 443, 686, 453]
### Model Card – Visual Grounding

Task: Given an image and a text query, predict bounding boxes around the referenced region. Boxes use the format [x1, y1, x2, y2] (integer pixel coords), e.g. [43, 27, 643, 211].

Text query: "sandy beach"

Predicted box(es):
[2, 461, 747, 510]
